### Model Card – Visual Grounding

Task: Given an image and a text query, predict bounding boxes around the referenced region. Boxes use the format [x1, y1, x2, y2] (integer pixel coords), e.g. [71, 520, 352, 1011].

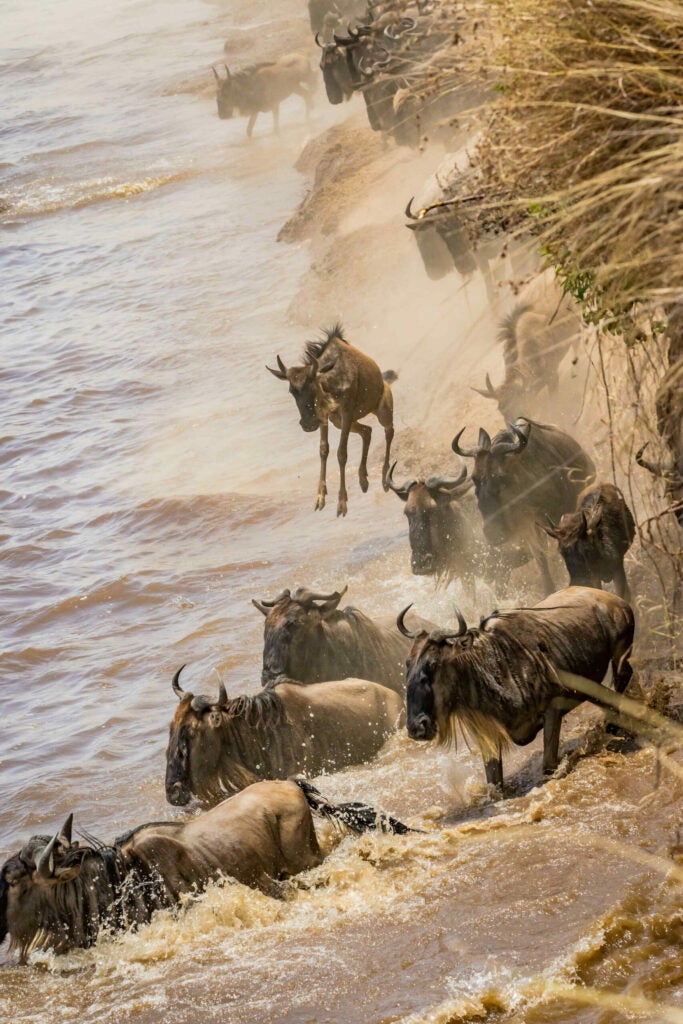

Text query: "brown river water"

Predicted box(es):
[1, 0, 681, 1020]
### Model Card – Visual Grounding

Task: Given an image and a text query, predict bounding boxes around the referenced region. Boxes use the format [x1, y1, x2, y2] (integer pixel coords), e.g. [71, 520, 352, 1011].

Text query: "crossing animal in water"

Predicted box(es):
[0, 780, 412, 959]
[267, 324, 396, 516]
[399, 586, 634, 788]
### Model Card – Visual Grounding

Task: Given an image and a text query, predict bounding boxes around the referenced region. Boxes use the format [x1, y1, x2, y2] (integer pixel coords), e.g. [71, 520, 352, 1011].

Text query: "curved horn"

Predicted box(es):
[424, 465, 469, 492]
[223, 63, 231, 82]
[293, 585, 348, 608]
[60, 813, 73, 845]
[172, 665, 187, 700]
[386, 461, 416, 501]
[405, 197, 419, 220]
[266, 354, 288, 380]
[36, 834, 59, 879]
[397, 603, 419, 639]
[307, 353, 319, 378]
[216, 677, 228, 708]
[315, 32, 324, 47]
[472, 373, 498, 399]
[401, 16, 418, 30]
[211, 65, 221, 82]
[251, 599, 269, 616]
[258, 589, 291, 608]
[452, 427, 480, 459]
[453, 606, 467, 636]
[357, 55, 375, 76]
[491, 421, 528, 456]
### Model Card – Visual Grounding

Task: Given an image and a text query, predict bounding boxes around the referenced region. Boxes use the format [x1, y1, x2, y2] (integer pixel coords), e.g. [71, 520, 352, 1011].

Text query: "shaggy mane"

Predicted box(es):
[304, 322, 347, 364]
[224, 688, 286, 728]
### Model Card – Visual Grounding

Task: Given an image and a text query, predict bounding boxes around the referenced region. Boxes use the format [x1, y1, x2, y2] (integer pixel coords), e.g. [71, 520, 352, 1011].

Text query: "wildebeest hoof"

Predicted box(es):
[315, 494, 326, 511]
[337, 500, 348, 517]
[359, 475, 369, 493]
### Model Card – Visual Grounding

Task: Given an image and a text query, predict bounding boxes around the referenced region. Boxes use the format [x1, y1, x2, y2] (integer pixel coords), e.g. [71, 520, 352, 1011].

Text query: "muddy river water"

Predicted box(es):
[1, 0, 681, 1020]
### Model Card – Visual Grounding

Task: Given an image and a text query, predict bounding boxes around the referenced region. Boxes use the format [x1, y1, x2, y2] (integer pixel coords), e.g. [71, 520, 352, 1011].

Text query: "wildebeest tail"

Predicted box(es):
[382, 369, 398, 384]
[0, 875, 7, 946]
[292, 777, 417, 834]
[497, 303, 533, 370]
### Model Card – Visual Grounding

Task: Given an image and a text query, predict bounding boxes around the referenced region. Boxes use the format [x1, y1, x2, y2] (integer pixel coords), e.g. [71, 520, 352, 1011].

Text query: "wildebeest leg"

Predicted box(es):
[484, 750, 503, 789]
[272, 104, 280, 135]
[350, 421, 372, 493]
[613, 562, 631, 602]
[612, 643, 633, 695]
[294, 85, 313, 120]
[246, 112, 258, 138]
[315, 422, 329, 511]
[337, 416, 352, 517]
[543, 704, 563, 774]
[377, 383, 394, 491]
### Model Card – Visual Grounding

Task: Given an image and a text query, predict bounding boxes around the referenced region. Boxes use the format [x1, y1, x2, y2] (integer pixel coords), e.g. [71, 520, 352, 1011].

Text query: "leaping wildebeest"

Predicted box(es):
[453, 417, 596, 595]
[267, 324, 396, 516]
[399, 585, 635, 787]
[0, 780, 411, 958]
[165, 668, 404, 806]
[212, 54, 315, 137]
[253, 584, 431, 692]
[541, 483, 636, 601]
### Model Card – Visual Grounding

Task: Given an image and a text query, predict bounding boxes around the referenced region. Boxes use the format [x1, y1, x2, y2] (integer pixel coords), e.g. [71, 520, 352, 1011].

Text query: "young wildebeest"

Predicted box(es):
[267, 324, 396, 516]
[453, 417, 596, 595]
[165, 668, 403, 806]
[0, 780, 411, 959]
[386, 461, 531, 597]
[541, 483, 636, 601]
[399, 586, 634, 788]
[213, 54, 315, 137]
[253, 585, 425, 693]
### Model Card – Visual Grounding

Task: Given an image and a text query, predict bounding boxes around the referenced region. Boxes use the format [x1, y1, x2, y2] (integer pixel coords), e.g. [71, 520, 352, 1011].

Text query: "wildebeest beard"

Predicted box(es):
[0, 840, 168, 959]
[429, 629, 560, 758]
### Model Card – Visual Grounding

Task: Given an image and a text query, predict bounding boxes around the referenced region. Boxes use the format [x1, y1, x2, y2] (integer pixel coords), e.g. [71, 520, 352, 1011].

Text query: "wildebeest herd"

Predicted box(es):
[1, 0, 664, 971]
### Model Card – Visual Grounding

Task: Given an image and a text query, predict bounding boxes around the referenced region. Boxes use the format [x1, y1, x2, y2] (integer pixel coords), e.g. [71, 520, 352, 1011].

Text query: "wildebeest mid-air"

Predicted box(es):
[252, 584, 427, 693]
[267, 324, 396, 516]
[212, 54, 315, 137]
[541, 482, 636, 601]
[399, 586, 634, 787]
[453, 417, 596, 595]
[0, 780, 411, 959]
[165, 667, 404, 806]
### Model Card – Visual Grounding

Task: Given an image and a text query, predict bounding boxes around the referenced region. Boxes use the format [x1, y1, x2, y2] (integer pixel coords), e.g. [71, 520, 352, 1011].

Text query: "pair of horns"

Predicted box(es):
[252, 586, 347, 615]
[211, 64, 231, 82]
[397, 605, 468, 640]
[472, 371, 526, 401]
[384, 17, 417, 38]
[386, 461, 469, 501]
[172, 665, 228, 711]
[36, 813, 74, 880]
[265, 354, 319, 381]
[452, 420, 529, 459]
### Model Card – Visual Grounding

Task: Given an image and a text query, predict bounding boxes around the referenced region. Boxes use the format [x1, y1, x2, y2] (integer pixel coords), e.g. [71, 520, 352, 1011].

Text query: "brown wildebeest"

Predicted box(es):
[0, 780, 412, 958]
[165, 668, 404, 806]
[386, 461, 531, 596]
[399, 586, 634, 788]
[541, 482, 636, 601]
[267, 324, 396, 516]
[453, 417, 596, 595]
[212, 54, 315, 137]
[253, 584, 430, 693]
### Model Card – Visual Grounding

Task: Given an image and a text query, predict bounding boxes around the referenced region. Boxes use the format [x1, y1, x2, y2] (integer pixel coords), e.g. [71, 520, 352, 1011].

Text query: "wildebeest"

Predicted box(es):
[253, 584, 424, 692]
[453, 417, 596, 594]
[473, 275, 583, 420]
[541, 483, 636, 601]
[399, 586, 634, 787]
[386, 462, 531, 596]
[165, 668, 404, 806]
[316, 31, 357, 104]
[0, 780, 411, 959]
[212, 54, 315, 137]
[267, 324, 396, 516]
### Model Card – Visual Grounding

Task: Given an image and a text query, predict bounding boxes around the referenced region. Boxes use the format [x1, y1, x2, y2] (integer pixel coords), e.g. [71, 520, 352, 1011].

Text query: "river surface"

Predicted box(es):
[1, 0, 681, 1021]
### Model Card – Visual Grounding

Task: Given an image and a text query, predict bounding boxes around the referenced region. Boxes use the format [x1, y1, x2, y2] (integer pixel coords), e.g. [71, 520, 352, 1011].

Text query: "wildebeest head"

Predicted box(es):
[212, 64, 240, 119]
[387, 462, 471, 576]
[266, 353, 320, 432]
[0, 814, 98, 957]
[397, 604, 472, 742]
[541, 508, 602, 588]
[472, 370, 527, 424]
[253, 586, 348, 685]
[165, 667, 229, 806]
[452, 420, 531, 545]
